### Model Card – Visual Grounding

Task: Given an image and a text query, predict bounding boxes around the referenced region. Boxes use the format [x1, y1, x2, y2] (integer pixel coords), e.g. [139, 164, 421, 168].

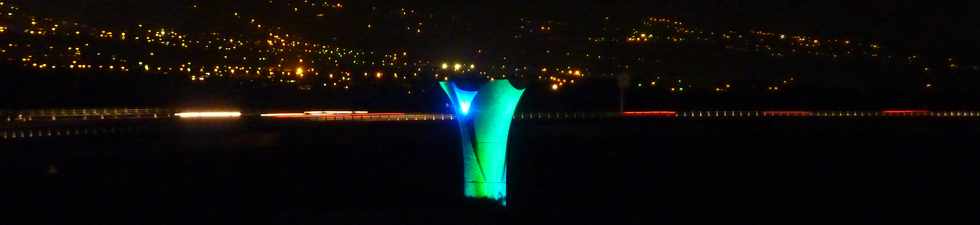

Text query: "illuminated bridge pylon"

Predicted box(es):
[440, 80, 525, 206]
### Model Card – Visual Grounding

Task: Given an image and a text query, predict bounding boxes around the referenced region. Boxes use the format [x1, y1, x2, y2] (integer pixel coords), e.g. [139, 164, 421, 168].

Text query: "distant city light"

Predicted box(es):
[0, 0, 963, 95]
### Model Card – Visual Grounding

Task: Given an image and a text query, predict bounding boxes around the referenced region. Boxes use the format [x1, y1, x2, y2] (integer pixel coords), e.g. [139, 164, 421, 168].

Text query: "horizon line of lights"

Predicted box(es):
[260, 111, 412, 118]
[622, 111, 678, 117]
[881, 110, 931, 114]
[174, 111, 242, 118]
[621, 110, 980, 118]
[259, 110, 369, 117]
[762, 111, 815, 117]
[166, 110, 966, 119]
[304, 111, 370, 115]
[9, 109, 980, 122]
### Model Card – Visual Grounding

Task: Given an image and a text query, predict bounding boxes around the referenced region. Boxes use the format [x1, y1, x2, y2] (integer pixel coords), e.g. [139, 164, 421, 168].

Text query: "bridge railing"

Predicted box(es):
[1, 126, 139, 140]
[6, 109, 980, 124]
[2, 108, 173, 122]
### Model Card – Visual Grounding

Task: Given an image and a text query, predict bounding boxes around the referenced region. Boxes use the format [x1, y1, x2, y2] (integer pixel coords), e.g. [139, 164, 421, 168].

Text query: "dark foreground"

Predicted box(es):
[3, 118, 980, 224]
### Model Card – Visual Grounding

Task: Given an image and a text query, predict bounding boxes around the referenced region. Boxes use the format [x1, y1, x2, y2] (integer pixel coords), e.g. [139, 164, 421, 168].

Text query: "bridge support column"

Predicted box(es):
[440, 80, 524, 206]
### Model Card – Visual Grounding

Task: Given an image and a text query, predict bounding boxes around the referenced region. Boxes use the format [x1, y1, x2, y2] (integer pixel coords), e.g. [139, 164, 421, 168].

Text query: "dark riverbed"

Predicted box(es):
[3, 118, 980, 224]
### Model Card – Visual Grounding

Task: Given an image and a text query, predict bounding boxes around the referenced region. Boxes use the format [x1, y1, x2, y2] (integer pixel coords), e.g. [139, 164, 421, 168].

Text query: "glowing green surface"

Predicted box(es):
[440, 80, 525, 206]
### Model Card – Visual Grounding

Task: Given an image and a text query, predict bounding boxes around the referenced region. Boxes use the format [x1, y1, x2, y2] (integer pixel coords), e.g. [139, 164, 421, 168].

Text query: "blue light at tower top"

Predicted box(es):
[454, 87, 478, 115]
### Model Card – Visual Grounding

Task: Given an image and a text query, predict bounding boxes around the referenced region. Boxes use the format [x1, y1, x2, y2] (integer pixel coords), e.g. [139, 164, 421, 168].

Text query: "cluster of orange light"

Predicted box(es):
[713, 83, 733, 93]
[626, 33, 652, 42]
[631, 16, 894, 62]
[0, 1, 427, 91]
[620, 16, 978, 92]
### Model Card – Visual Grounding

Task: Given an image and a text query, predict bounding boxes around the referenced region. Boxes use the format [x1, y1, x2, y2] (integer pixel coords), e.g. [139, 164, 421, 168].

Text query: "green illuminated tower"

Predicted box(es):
[440, 80, 525, 206]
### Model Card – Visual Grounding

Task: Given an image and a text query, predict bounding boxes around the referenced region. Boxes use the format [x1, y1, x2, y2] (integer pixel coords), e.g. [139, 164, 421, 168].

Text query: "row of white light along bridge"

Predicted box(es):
[4, 109, 980, 122]
[179, 110, 980, 119]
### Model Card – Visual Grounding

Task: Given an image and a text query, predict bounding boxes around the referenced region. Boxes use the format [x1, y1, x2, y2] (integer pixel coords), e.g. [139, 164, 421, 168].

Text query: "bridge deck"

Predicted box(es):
[2, 108, 979, 140]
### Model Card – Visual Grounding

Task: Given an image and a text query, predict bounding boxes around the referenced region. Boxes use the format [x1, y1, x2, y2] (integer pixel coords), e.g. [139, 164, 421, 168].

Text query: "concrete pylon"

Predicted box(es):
[440, 80, 525, 206]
